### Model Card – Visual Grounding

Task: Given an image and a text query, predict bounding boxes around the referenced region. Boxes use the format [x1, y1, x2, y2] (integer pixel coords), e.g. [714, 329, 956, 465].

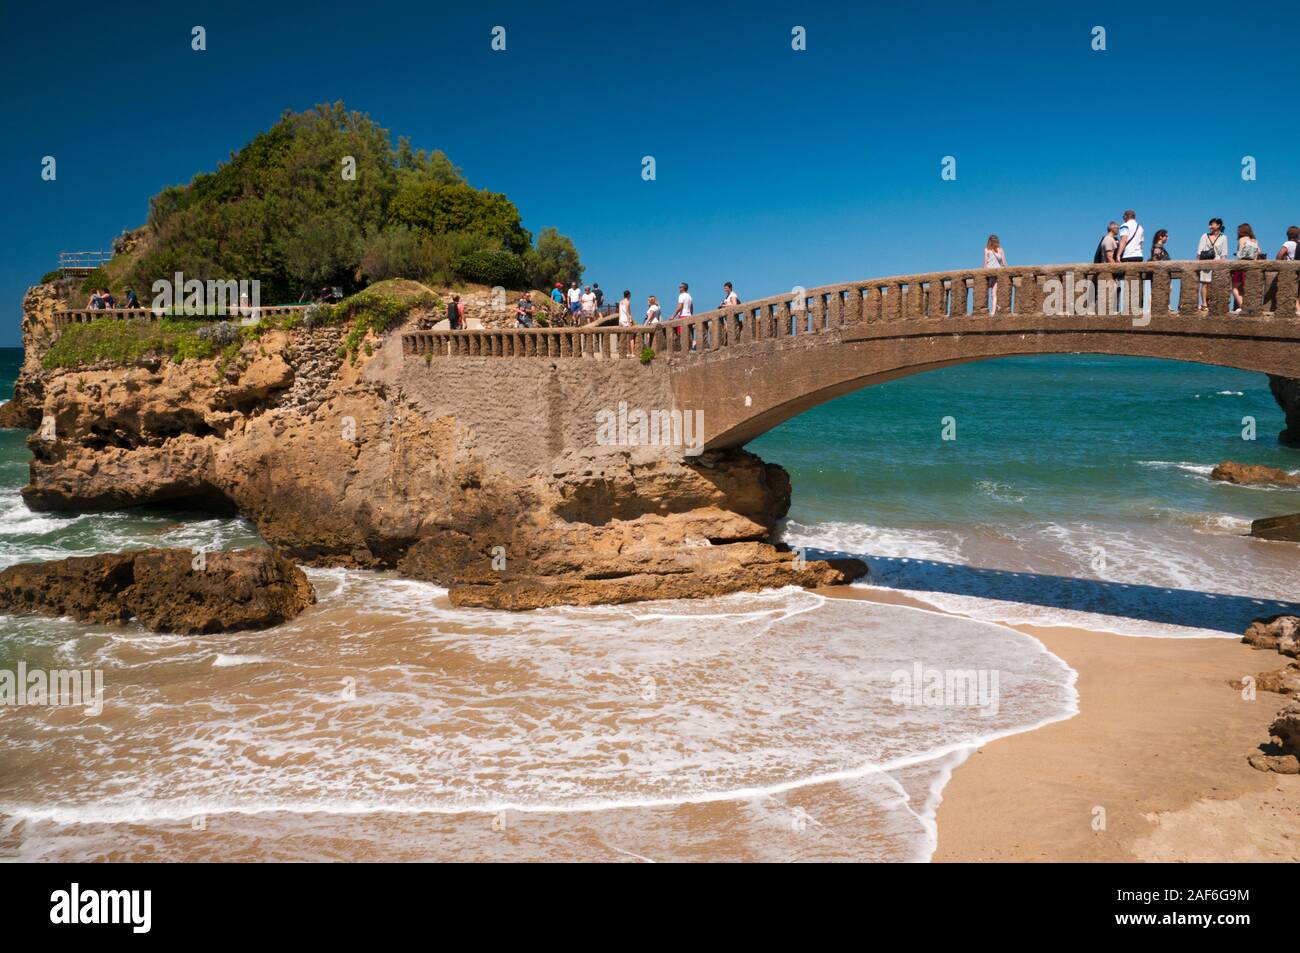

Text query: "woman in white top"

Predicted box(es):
[645, 295, 661, 324]
[983, 234, 1007, 314]
[1196, 218, 1228, 312]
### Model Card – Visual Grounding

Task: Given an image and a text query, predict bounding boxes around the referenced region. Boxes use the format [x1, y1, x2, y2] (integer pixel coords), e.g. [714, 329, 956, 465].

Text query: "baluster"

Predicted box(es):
[904, 280, 923, 319]
[1241, 266, 1265, 316]
[922, 279, 942, 318]
[993, 273, 1011, 316]
[950, 275, 969, 316]
[1149, 268, 1171, 316]
[884, 282, 901, 320]
[969, 272, 989, 316]
[1207, 266, 1230, 314]
[1274, 266, 1299, 317]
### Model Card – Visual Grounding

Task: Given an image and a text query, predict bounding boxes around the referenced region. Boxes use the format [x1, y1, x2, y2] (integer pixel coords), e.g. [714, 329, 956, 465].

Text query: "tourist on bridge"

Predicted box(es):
[86, 289, 103, 310]
[1149, 230, 1171, 262]
[1116, 210, 1146, 314]
[720, 282, 739, 308]
[1276, 227, 1300, 314]
[567, 282, 581, 323]
[673, 282, 694, 349]
[1196, 218, 1227, 312]
[580, 286, 597, 322]
[1117, 211, 1145, 263]
[618, 290, 634, 355]
[645, 295, 662, 324]
[1094, 221, 1120, 264]
[983, 235, 1006, 315]
[514, 293, 535, 328]
[1231, 223, 1262, 311]
[124, 288, 140, 309]
[673, 282, 693, 319]
[448, 294, 464, 330]
[1274, 226, 1299, 261]
[593, 283, 604, 310]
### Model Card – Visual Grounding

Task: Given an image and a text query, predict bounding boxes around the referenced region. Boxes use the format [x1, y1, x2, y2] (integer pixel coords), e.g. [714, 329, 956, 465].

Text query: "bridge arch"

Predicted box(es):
[662, 261, 1300, 449]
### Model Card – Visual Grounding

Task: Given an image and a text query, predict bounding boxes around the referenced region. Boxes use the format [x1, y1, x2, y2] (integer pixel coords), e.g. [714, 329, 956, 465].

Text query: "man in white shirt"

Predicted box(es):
[567, 282, 582, 325]
[673, 282, 693, 319]
[1116, 209, 1146, 319]
[720, 282, 739, 307]
[1116, 209, 1144, 262]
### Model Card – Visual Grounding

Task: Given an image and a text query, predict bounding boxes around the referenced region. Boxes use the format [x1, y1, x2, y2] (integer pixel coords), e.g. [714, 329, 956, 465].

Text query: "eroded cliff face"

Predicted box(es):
[1269, 375, 1300, 448]
[19, 316, 863, 608]
[0, 281, 66, 429]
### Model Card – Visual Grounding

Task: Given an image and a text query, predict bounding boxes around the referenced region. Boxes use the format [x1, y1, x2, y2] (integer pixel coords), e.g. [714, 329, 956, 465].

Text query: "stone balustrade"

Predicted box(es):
[403, 261, 1300, 361]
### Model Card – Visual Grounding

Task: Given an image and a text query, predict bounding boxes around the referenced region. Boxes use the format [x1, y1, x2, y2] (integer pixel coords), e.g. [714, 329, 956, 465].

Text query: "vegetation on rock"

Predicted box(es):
[115, 102, 580, 302]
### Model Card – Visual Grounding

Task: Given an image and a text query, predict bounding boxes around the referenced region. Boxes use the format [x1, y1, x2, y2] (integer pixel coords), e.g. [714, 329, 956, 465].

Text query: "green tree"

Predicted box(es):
[387, 180, 530, 255]
[524, 227, 583, 288]
[120, 101, 577, 300]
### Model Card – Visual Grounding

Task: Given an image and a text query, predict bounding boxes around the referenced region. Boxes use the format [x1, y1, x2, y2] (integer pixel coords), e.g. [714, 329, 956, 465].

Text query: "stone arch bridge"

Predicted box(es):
[403, 260, 1300, 450]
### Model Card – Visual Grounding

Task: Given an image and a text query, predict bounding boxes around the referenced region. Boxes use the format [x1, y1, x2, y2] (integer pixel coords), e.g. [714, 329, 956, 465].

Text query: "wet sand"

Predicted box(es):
[820, 585, 1300, 862]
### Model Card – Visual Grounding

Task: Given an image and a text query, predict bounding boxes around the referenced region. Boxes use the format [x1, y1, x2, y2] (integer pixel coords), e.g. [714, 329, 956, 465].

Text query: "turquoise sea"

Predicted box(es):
[0, 345, 1296, 861]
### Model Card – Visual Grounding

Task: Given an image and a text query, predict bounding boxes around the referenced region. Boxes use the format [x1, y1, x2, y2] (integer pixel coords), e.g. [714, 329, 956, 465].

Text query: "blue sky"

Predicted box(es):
[2, 0, 1298, 345]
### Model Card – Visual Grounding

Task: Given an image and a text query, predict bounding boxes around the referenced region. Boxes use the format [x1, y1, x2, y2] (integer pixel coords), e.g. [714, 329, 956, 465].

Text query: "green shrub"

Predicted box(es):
[42, 317, 216, 368]
[40, 270, 63, 285]
[457, 250, 526, 288]
[639, 345, 655, 365]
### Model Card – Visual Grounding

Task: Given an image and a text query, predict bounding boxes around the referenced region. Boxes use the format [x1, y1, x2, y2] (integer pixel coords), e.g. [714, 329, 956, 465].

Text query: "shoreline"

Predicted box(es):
[818, 584, 1300, 862]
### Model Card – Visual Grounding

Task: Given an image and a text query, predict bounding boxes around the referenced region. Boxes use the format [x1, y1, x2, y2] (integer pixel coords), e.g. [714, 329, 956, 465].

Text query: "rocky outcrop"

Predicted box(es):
[1243, 615, 1300, 774]
[1255, 662, 1300, 696]
[1209, 461, 1300, 486]
[1248, 701, 1300, 775]
[0, 281, 68, 429]
[1268, 375, 1300, 448]
[1243, 615, 1300, 658]
[0, 548, 314, 633]
[17, 312, 865, 609]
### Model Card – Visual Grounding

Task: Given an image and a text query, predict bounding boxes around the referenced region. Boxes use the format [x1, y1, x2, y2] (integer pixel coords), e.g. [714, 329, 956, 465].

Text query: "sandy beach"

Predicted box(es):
[822, 585, 1300, 862]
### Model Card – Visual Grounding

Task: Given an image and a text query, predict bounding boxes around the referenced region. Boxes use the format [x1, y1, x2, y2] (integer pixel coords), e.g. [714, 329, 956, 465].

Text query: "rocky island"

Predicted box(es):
[0, 106, 864, 611]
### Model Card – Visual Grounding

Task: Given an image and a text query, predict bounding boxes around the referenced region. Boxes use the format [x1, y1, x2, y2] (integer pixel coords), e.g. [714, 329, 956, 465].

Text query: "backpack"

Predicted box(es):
[1093, 236, 1109, 264]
